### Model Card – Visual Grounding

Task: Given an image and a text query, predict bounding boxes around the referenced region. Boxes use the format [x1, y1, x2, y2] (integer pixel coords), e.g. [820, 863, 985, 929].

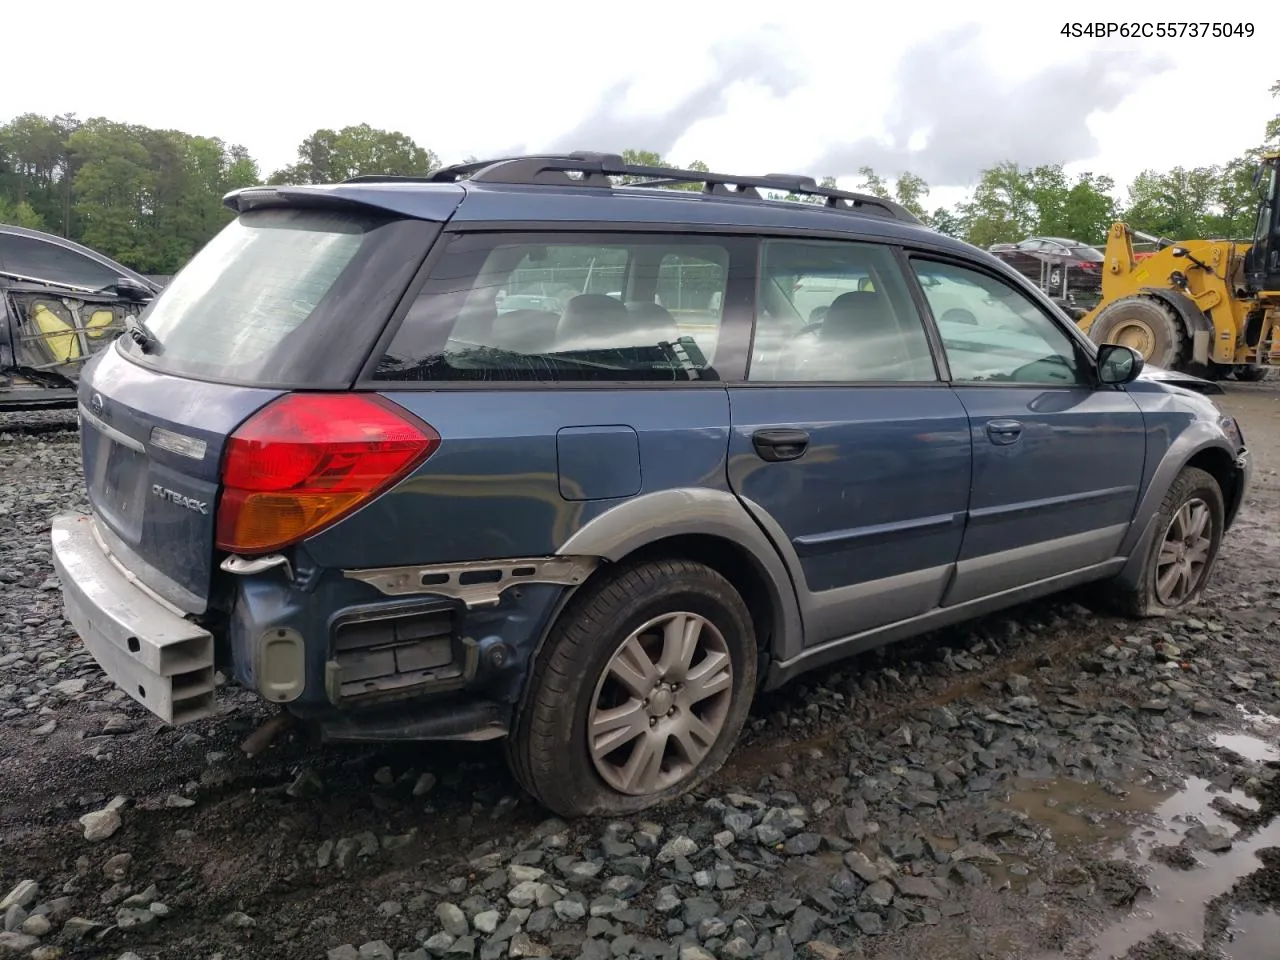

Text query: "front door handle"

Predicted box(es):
[986, 419, 1023, 445]
[753, 428, 810, 462]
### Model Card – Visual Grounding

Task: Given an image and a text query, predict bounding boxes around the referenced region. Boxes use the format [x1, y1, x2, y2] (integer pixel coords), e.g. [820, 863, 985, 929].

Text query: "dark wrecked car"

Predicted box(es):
[0, 224, 161, 410]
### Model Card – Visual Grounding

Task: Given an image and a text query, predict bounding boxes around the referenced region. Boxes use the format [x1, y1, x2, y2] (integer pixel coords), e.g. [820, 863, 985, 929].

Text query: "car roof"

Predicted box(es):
[222, 153, 1042, 293]
[224, 180, 987, 258]
[0, 223, 159, 290]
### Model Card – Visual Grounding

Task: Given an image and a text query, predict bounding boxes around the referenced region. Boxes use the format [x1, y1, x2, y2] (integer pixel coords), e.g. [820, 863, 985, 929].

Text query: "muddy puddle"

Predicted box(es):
[1013, 730, 1280, 959]
[1221, 908, 1280, 959]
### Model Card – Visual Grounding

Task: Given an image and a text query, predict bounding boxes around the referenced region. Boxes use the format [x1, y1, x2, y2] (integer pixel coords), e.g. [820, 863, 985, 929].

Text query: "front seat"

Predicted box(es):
[626, 300, 682, 345]
[556, 294, 634, 350]
[785, 290, 916, 380]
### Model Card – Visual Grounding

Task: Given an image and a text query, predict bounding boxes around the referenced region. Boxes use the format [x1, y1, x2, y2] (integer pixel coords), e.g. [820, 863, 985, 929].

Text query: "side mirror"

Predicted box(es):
[114, 277, 154, 301]
[1097, 343, 1144, 385]
[1171, 246, 1188, 258]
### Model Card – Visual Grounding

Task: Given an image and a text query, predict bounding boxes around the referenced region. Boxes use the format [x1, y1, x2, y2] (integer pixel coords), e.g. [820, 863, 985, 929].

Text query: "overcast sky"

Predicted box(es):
[6, 1, 1278, 213]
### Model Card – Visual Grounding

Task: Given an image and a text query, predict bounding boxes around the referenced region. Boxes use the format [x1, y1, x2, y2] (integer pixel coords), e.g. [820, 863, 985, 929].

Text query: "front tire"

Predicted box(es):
[1088, 295, 1188, 369]
[507, 559, 757, 818]
[1107, 466, 1225, 618]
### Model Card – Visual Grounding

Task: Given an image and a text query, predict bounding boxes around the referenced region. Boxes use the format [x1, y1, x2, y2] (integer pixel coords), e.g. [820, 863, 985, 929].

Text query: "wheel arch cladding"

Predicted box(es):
[1185, 445, 1245, 529]
[1115, 431, 1241, 591]
[611, 534, 780, 676]
[553, 489, 805, 668]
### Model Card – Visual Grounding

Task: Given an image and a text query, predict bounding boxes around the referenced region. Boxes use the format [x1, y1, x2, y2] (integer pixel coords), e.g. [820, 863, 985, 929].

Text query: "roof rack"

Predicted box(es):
[341, 152, 921, 224]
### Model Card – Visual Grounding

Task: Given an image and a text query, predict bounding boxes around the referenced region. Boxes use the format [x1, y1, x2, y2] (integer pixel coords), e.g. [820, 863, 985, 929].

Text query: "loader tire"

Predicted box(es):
[1234, 365, 1272, 382]
[1087, 295, 1188, 370]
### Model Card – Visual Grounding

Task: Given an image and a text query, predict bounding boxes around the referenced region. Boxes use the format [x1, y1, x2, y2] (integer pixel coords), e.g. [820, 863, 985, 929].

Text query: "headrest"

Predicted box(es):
[626, 300, 674, 324]
[821, 289, 895, 339]
[490, 309, 560, 353]
[940, 307, 978, 326]
[557, 293, 631, 345]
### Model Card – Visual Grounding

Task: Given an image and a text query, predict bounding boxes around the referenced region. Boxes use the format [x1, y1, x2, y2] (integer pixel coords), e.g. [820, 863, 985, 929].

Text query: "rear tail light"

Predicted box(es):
[215, 393, 440, 554]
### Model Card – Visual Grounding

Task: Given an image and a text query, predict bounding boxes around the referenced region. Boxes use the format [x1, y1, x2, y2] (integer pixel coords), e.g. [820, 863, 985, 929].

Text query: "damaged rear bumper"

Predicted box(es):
[50, 512, 216, 724]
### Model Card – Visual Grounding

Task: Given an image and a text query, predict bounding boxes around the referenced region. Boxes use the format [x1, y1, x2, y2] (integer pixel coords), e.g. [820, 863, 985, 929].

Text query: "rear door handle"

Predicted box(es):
[986, 419, 1023, 445]
[752, 428, 810, 462]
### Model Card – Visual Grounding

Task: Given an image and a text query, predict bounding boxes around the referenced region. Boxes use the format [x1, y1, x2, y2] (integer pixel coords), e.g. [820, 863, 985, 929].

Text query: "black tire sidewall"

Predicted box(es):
[1144, 467, 1226, 614]
[530, 564, 756, 818]
[1235, 365, 1271, 382]
[1091, 299, 1183, 369]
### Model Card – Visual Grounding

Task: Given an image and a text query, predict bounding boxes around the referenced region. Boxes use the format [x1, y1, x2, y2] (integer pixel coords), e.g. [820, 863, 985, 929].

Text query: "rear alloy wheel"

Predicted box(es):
[1087, 295, 1188, 369]
[587, 612, 733, 796]
[1105, 466, 1225, 618]
[507, 559, 756, 818]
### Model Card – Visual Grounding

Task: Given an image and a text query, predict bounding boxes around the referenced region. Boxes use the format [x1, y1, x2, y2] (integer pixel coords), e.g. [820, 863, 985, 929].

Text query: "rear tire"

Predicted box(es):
[506, 559, 757, 818]
[1088, 295, 1188, 369]
[1104, 466, 1225, 618]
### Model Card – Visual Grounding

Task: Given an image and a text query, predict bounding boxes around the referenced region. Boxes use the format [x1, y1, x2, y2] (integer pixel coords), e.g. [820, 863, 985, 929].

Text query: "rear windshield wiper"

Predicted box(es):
[124, 316, 161, 354]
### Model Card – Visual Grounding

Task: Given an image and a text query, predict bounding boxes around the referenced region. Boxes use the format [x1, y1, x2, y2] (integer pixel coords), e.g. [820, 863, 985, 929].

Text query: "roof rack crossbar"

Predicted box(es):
[391, 152, 920, 224]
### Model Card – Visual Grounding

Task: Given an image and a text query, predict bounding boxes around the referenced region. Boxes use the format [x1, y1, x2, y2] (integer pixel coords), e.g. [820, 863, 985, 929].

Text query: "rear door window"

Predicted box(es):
[369, 232, 753, 383]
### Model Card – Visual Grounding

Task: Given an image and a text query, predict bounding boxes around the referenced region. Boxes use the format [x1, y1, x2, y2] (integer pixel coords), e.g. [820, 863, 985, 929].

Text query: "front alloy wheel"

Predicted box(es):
[1105, 464, 1226, 618]
[1153, 497, 1214, 607]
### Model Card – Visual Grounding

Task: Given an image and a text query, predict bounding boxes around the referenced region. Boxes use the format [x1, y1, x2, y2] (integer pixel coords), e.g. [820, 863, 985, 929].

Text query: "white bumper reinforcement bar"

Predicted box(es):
[50, 512, 216, 725]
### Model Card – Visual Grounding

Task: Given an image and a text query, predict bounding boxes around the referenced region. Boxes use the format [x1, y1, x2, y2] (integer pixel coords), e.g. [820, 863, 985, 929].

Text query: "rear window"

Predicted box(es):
[369, 232, 752, 383]
[118, 207, 437, 387]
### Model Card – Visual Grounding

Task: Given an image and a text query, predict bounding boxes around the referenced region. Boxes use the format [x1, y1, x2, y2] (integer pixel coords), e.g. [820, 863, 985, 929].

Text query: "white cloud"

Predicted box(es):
[5, 0, 1277, 201]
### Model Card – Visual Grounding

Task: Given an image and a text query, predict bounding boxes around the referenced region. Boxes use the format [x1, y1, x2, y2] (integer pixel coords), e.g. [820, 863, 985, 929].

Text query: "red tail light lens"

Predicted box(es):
[216, 393, 440, 554]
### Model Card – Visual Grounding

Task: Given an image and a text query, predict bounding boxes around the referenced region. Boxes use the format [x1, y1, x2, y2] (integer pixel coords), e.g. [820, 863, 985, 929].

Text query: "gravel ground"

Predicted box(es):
[2, 385, 1280, 960]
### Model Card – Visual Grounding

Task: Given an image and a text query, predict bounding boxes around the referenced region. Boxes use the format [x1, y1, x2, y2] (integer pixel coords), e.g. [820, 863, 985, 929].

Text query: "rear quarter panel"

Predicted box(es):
[299, 387, 734, 567]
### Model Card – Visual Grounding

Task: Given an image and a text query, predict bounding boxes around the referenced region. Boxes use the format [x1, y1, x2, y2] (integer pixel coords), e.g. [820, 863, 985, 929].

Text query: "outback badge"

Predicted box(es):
[151, 484, 209, 514]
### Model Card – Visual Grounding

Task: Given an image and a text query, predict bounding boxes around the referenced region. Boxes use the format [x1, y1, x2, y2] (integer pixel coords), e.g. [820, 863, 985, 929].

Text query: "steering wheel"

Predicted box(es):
[789, 321, 824, 341]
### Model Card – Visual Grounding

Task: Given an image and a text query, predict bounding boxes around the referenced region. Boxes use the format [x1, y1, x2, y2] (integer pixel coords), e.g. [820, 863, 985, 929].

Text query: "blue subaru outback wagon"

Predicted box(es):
[50, 153, 1250, 817]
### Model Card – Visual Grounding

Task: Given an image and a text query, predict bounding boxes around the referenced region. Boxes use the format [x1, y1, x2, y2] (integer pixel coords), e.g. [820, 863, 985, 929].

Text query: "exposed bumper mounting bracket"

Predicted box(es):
[343, 555, 598, 608]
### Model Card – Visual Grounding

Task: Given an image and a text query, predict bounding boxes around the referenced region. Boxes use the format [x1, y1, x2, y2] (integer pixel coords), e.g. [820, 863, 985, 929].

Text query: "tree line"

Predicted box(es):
[1, 80, 1276, 276]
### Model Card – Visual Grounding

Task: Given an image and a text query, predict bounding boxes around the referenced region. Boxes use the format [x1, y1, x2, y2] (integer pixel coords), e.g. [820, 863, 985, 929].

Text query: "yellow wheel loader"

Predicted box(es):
[1078, 151, 1280, 380]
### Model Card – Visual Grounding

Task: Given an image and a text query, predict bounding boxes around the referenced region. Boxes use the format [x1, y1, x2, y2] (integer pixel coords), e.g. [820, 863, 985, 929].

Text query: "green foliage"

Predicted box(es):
[0, 198, 43, 229]
[1268, 80, 1280, 144]
[267, 123, 439, 185]
[928, 207, 965, 239]
[0, 115, 426, 274]
[64, 119, 264, 273]
[893, 172, 930, 221]
[948, 163, 1118, 247]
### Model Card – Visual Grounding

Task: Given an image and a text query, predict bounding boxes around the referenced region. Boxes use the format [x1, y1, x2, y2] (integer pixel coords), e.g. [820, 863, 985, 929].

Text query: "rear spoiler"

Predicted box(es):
[222, 183, 464, 223]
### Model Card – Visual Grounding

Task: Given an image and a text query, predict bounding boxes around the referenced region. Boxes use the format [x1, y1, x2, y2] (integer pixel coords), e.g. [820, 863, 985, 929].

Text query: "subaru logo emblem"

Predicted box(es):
[90, 392, 104, 416]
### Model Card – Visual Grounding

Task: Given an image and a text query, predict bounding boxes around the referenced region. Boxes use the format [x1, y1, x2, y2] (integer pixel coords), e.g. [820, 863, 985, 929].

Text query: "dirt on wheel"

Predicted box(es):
[2, 382, 1280, 960]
